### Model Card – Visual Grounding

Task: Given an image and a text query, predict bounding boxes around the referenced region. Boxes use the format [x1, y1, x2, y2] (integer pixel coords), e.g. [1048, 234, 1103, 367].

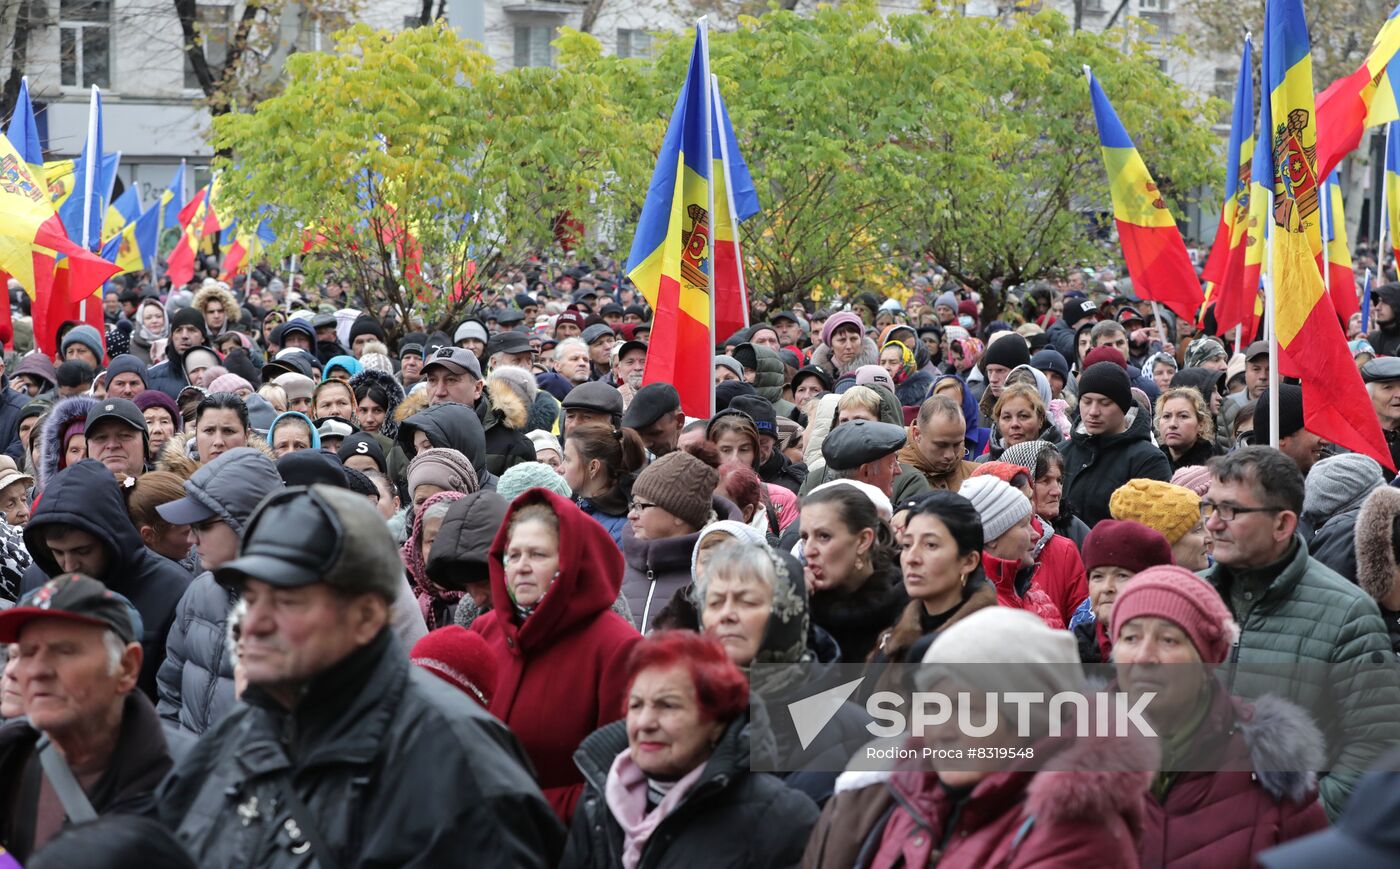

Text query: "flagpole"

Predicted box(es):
[711, 72, 750, 331]
[1265, 190, 1279, 449]
[1363, 267, 1374, 332]
[1233, 324, 1242, 355]
[699, 16, 717, 420]
[78, 85, 101, 323]
[1321, 173, 1332, 295]
[1383, 124, 1393, 283]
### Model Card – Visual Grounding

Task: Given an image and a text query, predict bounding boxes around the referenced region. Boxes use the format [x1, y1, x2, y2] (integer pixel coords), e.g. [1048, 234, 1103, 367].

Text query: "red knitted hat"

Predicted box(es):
[1081, 519, 1174, 574]
[1110, 565, 1238, 664]
[970, 461, 1027, 485]
[410, 626, 497, 708]
[1082, 345, 1129, 370]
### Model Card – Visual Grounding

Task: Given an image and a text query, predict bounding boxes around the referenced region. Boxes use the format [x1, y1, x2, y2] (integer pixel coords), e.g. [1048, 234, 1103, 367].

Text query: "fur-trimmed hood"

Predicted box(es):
[1238, 693, 1326, 802]
[192, 283, 239, 325]
[1355, 484, 1400, 604]
[810, 336, 880, 380]
[348, 367, 404, 440]
[155, 430, 277, 481]
[484, 376, 530, 431]
[37, 395, 98, 491]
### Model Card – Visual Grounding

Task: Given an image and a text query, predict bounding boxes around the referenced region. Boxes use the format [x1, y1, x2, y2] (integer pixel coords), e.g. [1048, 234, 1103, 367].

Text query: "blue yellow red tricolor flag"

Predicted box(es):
[1085, 67, 1204, 323]
[219, 214, 276, 280]
[166, 185, 212, 287]
[1262, 0, 1391, 469]
[626, 23, 715, 418]
[1202, 36, 1261, 343]
[1321, 169, 1357, 323]
[710, 75, 759, 343]
[5, 78, 46, 185]
[101, 200, 160, 275]
[1386, 122, 1400, 270]
[1315, 2, 1400, 182]
[102, 185, 142, 241]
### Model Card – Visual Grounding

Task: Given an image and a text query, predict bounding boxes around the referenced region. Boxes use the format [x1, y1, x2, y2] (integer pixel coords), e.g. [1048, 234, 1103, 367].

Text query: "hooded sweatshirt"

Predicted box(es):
[22, 460, 192, 697]
[399, 401, 499, 491]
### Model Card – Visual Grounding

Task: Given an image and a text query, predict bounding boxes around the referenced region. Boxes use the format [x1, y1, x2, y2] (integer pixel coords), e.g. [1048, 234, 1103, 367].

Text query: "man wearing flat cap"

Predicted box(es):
[822, 418, 929, 503]
[1364, 357, 1400, 472]
[0, 575, 179, 862]
[622, 383, 683, 457]
[561, 380, 623, 434]
[157, 485, 562, 867]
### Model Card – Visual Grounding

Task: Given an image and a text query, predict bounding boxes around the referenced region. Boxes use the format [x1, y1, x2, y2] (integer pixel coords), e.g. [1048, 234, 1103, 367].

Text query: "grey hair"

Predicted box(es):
[693, 540, 778, 610]
[421, 499, 454, 526]
[554, 337, 588, 362]
[101, 629, 126, 676]
[488, 365, 538, 403]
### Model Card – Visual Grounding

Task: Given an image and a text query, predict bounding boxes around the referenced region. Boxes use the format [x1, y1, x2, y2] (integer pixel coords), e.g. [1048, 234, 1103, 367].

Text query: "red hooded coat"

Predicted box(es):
[472, 488, 641, 823]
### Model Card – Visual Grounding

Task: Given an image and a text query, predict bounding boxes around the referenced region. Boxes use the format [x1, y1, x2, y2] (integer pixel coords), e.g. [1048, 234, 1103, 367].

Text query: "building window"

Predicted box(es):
[184, 4, 233, 90]
[616, 29, 653, 59]
[1139, 0, 1164, 10]
[513, 25, 555, 68]
[59, 0, 112, 88]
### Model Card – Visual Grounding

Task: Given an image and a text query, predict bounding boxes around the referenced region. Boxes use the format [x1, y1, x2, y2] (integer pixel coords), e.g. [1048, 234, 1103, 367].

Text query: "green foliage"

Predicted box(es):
[215, 4, 1221, 323]
[588, 2, 1221, 312]
[213, 21, 652, 330]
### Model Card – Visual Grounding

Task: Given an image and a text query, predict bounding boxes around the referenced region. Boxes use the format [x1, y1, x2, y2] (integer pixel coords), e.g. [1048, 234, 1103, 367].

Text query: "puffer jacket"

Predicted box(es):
[1137, 687, 1328, 869]
[622, 495, 742, 632]
[1202, 535, 1400, 820]
[577, 482, 631, 550]
[479, 381, 537, 476]
[146, 341, 205, 399]
[473, 490, 642, 823]
[738, 342, 804, 422]
[22, 459, 191, 698]
[1059, 406, 1173, 527]
[1301, 470, 1381, 586]
[982, 549, 1065, 630]
[157, 629, 564, 868]
[1029, 515, 1088, 625]
[802, 732, 1154, 869]
[562, 715, 819, 869]
[155, 448, 284, 733]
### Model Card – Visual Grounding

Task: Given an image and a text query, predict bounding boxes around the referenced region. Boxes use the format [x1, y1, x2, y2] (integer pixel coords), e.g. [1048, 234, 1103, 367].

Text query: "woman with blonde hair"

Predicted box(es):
[1155, 385, 1218, 473]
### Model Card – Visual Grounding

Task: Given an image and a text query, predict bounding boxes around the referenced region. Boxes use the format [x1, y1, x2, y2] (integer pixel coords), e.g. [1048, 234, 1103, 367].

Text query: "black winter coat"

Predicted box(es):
[1162, 435, 1219, 474]
[398, 401, 499, 489]
[1058, 407, 1173, 527]
[22, 460, 191, 698]
[0, 691, 176, 863]
[561, 716, 818, 869]
[1308, 504, 1363, 584]
[157, 629, 564, 869]
[0, 384, 29, 464]
[759, 448, 807, 495]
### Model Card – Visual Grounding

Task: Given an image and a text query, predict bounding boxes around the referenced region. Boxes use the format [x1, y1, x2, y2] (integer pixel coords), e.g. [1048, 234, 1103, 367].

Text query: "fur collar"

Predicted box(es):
[811, 337, 881, 379]
[1355, 485, 1400, 604]
[1024, 727, 1157, 826]
[37, 395, 98, 491]
[877, 578, 998, 663]
[485, 378, 529, 430]
[156, 430, 276, 481]
[1238, 694, 1325, 802]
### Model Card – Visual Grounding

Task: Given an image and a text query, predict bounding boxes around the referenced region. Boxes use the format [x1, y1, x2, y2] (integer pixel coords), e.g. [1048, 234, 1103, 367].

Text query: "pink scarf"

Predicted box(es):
[400, 490, 466, 629]
[603, 748, 707, 869]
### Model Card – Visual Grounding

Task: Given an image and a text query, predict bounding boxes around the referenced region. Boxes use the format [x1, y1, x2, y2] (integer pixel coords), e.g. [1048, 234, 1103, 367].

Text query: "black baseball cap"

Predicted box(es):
[0, 574, 137, 644]
[85, 398, 147, 436]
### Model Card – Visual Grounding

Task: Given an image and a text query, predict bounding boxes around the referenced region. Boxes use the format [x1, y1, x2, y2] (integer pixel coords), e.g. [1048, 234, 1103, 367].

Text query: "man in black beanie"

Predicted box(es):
[1058, 361, 1172, 526]
[974, 333, 1031, 422]
[1048, 296, 1099, 363]
[1256, 383, 1325, 476]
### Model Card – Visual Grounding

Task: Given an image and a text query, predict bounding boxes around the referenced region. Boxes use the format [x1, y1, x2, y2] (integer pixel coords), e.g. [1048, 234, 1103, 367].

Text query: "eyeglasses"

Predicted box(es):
[1199, 500, 1284, 522]
[629, 499, 658, 514]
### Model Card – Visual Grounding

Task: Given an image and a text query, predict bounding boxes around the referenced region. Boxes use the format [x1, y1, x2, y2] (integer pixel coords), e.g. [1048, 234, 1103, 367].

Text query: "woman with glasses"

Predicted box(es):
[473, 488, 641, 824]
[621, 448, 741, 632]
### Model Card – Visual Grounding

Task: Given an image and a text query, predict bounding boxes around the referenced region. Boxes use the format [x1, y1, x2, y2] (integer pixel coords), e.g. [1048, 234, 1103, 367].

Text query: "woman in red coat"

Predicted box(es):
[1111, 566, 1329, 868]
[472, 487, 641, 823]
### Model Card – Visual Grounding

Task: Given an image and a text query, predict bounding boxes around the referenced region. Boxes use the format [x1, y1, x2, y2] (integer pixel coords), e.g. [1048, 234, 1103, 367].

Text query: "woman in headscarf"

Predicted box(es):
[131, 298, 169, 365]
[402, 489, 468, 630]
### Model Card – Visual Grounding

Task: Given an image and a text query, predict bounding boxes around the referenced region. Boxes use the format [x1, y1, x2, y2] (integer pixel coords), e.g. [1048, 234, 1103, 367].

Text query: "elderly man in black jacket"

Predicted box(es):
[0, 575, 180, 863]
[157, 484, 563, 868]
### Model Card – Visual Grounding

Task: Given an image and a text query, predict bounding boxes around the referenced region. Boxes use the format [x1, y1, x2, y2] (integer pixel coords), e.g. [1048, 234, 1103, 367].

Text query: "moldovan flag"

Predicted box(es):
[219, 216, 276, 280]
[1263, 0, 1392, 469]
[5, 78, 46, 186]
[165, 186, 211, 287]
[101, 201, 160, 275]
[160, 161, 188, 235]
[626, 24, 715, 418]
[1387, 121, 1400, 270]
[102, 185, 142, 241]
[1201, 36, 1261, 342]
[1086, 68, 1204, 323]
[1315, 1, 1400, 182]
[0, 134, 119, 354]
[710, 76, 759, 343]
[1322, 170, 1357, 323]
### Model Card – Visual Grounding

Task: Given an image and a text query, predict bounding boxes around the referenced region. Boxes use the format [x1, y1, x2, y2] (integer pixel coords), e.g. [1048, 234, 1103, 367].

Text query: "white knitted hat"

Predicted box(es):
[958, 474, 1032, 542]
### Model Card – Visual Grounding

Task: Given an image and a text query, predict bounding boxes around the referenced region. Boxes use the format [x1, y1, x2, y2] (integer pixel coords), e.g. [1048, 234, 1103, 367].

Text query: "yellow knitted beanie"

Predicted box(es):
[1108, 478, 1201, 545]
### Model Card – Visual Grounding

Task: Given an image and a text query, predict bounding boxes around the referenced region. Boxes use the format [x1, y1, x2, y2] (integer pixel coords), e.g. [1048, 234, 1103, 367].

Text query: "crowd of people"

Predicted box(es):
[0, 261, 1399, 867]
